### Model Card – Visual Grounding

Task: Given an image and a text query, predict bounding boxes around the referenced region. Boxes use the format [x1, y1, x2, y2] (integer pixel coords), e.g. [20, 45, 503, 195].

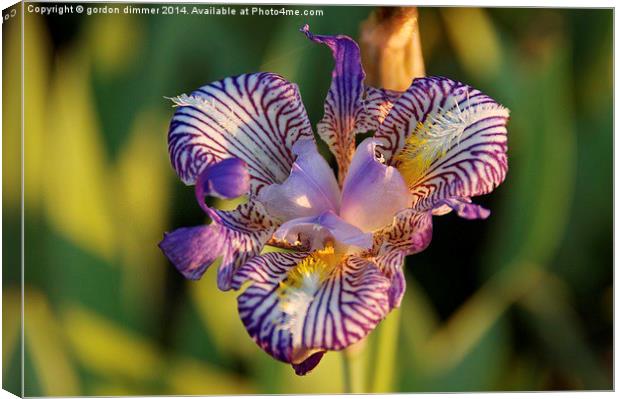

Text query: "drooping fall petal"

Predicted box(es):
[375, 76, 509, 213]
[233, 251, 390, 373]
[168, 72, 314, 193]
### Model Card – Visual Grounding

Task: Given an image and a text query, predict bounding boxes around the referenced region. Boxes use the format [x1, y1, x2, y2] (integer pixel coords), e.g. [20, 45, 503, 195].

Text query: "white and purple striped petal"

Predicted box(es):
[356, 86, 402, 133]
[234, 252, 390, 374]
[168, 73, 314, 193]
[257, 140, 340, 222]
[374, 209, 433, 258]
[375, 77, 509, 212]
[340, 138, 412, 232]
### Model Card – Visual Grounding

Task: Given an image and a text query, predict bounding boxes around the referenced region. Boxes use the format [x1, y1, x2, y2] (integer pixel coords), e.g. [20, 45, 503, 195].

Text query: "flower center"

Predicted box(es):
[279, 245, 337, 293]
[394, 100, 508, 186]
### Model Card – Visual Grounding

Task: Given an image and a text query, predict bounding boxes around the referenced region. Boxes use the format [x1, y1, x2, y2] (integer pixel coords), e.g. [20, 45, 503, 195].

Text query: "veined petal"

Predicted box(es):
[160, 200, 276, 291]
[375, 250, 406, 310]
[167, 72, 314, 193]
[271, 210, 373, 252]
[340, 138, 412, 232]
[258, 140, 340, 222]
[235, 251, 390, 372]
[301, 25, 366, 184]
[373, 208, 433, 257]
[213, 201, 277, 290]
[375, 76, 509, 212]
[356, 86, 402, 133]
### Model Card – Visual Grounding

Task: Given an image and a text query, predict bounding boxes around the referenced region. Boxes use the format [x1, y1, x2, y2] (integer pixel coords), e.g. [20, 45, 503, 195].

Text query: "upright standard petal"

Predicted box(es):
[340, 138, 412, 232]
[234, 250, 390, 374]
[375, 77, 509, 212]
[167, 73, 314, 193]
[301, 25, 366, 184]
[258, 140, 340, 222]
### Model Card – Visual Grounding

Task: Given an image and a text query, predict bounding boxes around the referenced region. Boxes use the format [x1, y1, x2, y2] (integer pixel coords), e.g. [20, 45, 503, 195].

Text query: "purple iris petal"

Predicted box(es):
[375, 76, 509, 212]
[374, 251, 406, 309]
[387, 267, 406, 310]
[258, 140, 340, 222]
[167, 73, 314, 193]
[160, 200, 275, 290]
[158, 225, 223, 280]
[272, 210, 373, 251]
[301, 25, 366, 181]
[195, 157, 250, 201]
[435, 198, 491, 220]
[340, 138, 412, 232]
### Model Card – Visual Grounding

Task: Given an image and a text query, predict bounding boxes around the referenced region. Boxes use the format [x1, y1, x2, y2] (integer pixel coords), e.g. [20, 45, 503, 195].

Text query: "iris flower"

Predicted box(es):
[160, 25, 509, 375]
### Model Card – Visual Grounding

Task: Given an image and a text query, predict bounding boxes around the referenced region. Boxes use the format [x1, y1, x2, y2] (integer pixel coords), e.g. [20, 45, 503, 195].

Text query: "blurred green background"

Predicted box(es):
[2, 4, 612, 395]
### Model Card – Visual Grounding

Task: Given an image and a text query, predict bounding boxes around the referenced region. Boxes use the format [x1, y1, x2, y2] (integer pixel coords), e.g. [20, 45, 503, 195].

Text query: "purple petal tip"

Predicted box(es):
[292, 351, 325, 376]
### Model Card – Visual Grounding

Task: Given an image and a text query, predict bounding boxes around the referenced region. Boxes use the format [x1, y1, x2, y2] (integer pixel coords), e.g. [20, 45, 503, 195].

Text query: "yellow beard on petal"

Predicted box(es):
[394, 121, 444, 187]
[277, 245, 340, 349]
[279, 245, 337, 292]
[394, 101, 509, 187]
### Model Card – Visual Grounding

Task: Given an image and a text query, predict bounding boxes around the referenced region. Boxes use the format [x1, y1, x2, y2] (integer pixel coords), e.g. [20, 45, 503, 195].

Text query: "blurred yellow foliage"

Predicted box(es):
[62, 304, 164, 381]
[43, 48, 115, 261]
[24, 289, 79, 395]
[87, 14, 144, 76]
[115, 110, 172, 318]
[2, 8, 22, 209]
[441, 8, 502, 81]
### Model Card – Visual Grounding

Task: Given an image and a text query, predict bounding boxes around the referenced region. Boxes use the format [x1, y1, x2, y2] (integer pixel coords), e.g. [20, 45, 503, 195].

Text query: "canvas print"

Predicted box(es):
[2, 2, 613, 396]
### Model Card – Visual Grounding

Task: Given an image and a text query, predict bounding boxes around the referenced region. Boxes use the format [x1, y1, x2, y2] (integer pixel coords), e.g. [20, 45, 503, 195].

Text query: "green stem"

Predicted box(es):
[341, 350, 352, 393]
[371, 308, 402, 392]
[341, 343, 369, 393]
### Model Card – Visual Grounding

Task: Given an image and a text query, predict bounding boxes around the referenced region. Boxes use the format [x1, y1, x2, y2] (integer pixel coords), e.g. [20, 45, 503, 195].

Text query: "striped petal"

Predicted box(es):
[301, 25, 366, 184]
[340, 138, 412, 232]
[160, 200, 276, 291]
[234, 251, 390, 372]
[373, 208, 433, 258]
[356, 86, 402, 133]
[167, 72, 314, 194]
[257, 140, 340, 222]
[374, 77, 509, 212]
[375, 251, 406, 309]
